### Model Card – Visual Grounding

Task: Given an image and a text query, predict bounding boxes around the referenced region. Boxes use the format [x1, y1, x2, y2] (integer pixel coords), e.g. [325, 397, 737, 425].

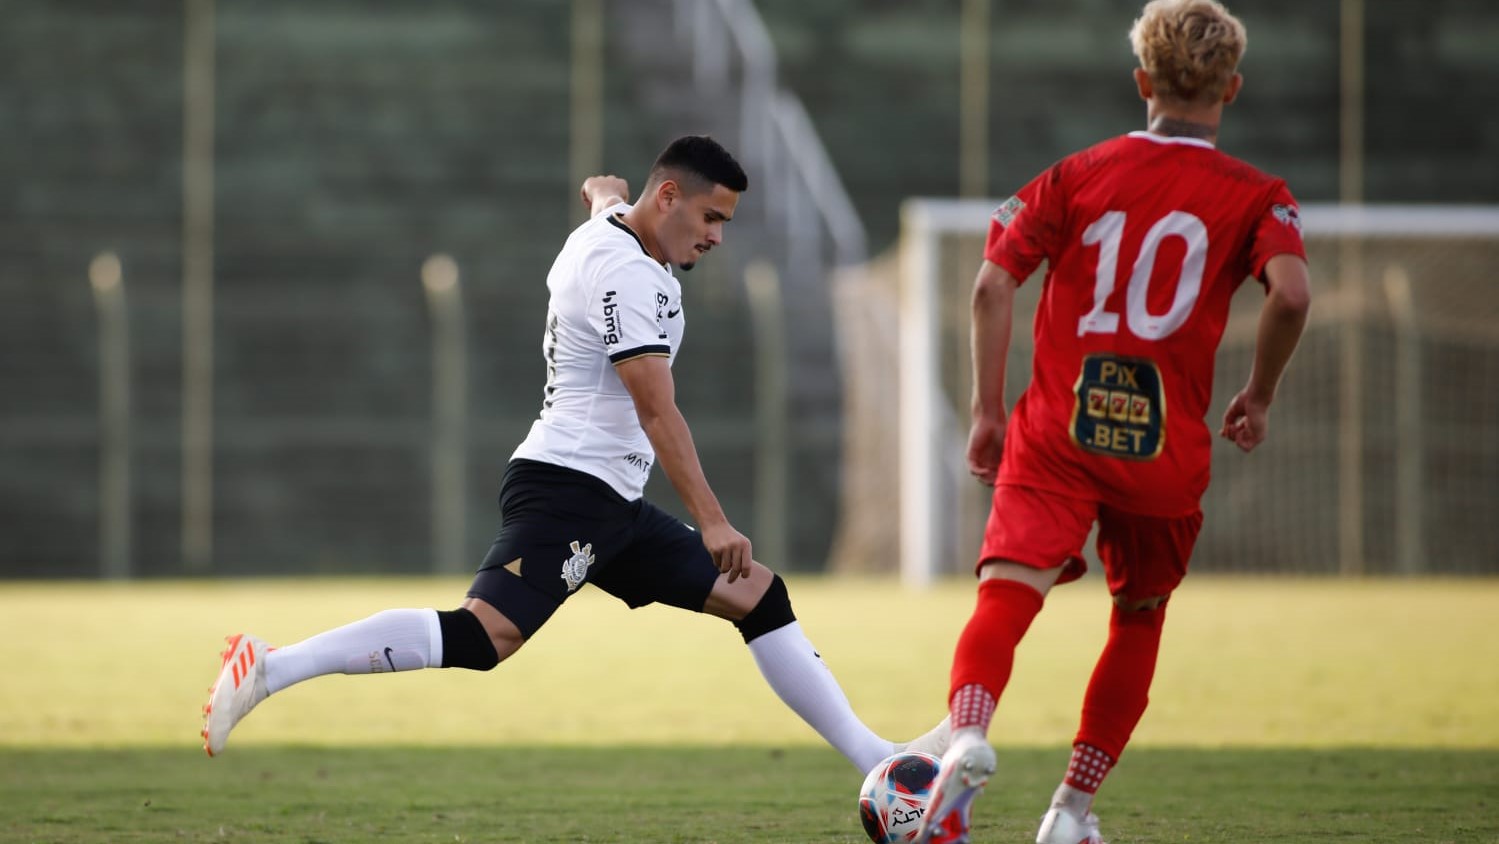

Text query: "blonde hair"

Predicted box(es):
[1130, 0, 1246, 103]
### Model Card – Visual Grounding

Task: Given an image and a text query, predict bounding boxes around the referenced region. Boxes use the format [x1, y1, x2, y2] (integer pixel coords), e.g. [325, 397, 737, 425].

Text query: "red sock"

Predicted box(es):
[1063, 742, 1115, 793]
[950, 683, 997, 732]
[1073, 602, 1167, 762]
[947, 578, 1045, 730]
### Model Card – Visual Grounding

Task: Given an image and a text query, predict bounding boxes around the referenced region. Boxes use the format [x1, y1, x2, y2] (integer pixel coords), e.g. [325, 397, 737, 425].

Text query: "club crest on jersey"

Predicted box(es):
[561, 540, 596, 593]
[993, 196, 1026, 227]
[1271, 203, 1302, 234]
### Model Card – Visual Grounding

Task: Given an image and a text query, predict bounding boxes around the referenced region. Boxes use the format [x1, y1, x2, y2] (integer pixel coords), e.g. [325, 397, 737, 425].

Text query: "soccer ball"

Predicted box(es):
[857, 750, 942, 843]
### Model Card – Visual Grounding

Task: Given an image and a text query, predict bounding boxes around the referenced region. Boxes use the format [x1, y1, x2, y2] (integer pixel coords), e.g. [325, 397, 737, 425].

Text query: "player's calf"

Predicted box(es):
[728, 573, 900, 772]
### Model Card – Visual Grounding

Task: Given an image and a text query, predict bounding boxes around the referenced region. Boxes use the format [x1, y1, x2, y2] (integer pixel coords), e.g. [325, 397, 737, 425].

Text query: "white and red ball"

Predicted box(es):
[857, 751, 942, 843]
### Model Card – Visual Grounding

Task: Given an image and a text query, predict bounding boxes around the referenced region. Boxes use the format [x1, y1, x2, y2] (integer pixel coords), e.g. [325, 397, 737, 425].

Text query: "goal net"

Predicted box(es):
[828, 201, 1499, 585]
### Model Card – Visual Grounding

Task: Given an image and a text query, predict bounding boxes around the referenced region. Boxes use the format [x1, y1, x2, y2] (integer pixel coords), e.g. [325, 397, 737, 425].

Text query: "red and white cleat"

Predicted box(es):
[912, 730, 995, 844]
[1036, 807, 1106, 844]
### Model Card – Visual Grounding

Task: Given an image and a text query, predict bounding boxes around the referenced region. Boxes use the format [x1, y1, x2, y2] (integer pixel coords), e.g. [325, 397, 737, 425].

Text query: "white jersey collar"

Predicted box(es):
[1128, 130, 1216, 150]
[605, 210, 669, 270]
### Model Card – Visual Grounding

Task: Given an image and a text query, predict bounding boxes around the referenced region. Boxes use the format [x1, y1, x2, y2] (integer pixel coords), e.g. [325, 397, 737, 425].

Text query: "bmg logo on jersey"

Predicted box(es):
[1072, 354, 1165, 460]
[654, 292, 669, 339]
[601, 290, 621, 345]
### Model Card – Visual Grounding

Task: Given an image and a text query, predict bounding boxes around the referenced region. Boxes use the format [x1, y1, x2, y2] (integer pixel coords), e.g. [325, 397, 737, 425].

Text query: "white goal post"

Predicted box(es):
[896, 200, 1499, 587]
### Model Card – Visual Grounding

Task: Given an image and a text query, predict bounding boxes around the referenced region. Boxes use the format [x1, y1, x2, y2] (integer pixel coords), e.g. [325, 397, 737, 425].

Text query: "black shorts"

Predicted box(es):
[466, 459, 720, 639]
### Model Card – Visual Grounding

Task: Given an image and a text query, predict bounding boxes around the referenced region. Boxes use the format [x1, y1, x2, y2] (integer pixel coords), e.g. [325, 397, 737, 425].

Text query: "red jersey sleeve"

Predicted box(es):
[983, 164, 1067, 283]
[1247, 183, 1307, 281]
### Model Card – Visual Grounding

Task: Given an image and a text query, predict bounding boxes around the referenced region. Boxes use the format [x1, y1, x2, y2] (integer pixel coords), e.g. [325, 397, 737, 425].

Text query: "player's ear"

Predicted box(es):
[654, 178, 679, 212]
[1133, 67, 1153, 101]
[1222, 72, 1243, 105]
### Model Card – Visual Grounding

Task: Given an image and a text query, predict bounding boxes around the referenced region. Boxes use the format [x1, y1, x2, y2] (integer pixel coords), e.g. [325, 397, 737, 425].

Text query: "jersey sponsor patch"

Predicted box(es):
[622, 452, 652, 480]
[1071, 354, 1165, 460]
[992, 195, 1026, 228]
[600, 289, 622, 346]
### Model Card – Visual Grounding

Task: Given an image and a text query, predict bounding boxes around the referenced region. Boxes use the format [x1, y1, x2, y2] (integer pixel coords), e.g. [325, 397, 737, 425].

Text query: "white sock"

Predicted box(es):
[1050, 782, 1094, 817]
[747, 621, 895, 773]
[896, 714, 953, 757]
[264, 608, 443, 694]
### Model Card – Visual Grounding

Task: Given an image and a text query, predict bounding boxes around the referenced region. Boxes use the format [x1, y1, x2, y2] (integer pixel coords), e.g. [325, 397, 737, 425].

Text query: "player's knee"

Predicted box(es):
[1115, 593, 1169, 635]
[732, 574, 796, 644]
[1112, 592, 1170, 617]
[978, 559, 1065, 597]
[437, 607, 503, 671]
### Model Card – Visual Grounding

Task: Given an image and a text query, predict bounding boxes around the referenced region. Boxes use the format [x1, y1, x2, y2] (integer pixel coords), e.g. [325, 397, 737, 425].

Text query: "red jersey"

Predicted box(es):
[983, 131, 1307, 516]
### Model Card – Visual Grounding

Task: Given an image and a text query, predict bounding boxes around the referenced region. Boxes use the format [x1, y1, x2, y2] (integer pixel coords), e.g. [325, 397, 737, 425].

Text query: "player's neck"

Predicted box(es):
[1145, 114, 1219, 144]
[617, 207, 668, 266]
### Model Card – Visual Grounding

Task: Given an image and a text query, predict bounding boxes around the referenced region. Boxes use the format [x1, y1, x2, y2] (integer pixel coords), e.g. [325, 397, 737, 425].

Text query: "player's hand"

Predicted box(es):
[580, 175, 630, 215]
[700, 521, 753, 584]
[966, 413, 1007, 486]
[1220, 388, 1271, 452]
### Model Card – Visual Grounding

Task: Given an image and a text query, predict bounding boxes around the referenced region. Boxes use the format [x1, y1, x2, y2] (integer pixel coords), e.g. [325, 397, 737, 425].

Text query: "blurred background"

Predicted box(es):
[2, 0, 1496, 582]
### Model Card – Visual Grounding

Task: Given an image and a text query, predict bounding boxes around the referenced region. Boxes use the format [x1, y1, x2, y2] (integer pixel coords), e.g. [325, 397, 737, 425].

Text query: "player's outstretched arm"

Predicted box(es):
[580, 175, 630, 217]
[1221, 254, 1311, 452]
[614, 355, 752, 582]
[967, 260, 1020, 485]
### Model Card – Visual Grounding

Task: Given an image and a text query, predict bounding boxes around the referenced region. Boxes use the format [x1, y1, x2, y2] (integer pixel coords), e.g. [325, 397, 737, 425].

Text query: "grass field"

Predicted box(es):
[3, 576, 1497, 842]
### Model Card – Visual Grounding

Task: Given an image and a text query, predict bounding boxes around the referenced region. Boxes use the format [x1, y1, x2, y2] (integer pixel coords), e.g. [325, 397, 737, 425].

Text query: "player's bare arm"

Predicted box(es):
[967, 260, 1020, 485]
[614, 354, 752, 582]
[1221, 253, 1311, 452]
[580, 175, 631, 217]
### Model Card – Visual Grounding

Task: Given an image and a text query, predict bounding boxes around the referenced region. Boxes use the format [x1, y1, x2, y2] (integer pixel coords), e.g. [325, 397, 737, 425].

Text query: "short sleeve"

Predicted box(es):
[983, 163, 1067, 283]
[1248, 183, 1307, 281]
[588, 259, 672, 363]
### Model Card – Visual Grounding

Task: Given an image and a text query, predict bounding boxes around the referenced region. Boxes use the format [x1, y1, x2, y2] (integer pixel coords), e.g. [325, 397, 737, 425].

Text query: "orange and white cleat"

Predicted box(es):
[202, 633, 270, 757]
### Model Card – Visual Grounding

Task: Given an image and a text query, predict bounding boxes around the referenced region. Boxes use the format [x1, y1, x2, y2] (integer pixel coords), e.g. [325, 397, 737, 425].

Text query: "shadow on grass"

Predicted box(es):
[2, 745, 1495, 843]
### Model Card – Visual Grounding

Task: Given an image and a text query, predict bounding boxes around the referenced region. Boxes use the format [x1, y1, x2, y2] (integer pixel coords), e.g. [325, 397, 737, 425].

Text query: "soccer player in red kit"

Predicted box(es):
[914, 2, 1311, 842]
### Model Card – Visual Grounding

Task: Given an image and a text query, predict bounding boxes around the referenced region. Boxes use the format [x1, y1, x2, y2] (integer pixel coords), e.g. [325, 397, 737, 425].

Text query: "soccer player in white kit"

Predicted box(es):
[202, 135, 946, 774]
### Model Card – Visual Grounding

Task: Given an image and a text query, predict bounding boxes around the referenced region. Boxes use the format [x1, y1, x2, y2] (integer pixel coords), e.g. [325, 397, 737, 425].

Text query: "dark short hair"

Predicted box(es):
[647, 135, 749, 194]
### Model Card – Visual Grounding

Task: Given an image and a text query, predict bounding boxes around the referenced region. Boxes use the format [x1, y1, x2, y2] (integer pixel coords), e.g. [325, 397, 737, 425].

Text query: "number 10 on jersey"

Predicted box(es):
[1078, 210, 1208, 341]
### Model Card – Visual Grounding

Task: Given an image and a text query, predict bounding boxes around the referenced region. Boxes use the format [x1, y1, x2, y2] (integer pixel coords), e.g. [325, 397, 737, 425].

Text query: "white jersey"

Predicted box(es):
[511, 203, 684, 500]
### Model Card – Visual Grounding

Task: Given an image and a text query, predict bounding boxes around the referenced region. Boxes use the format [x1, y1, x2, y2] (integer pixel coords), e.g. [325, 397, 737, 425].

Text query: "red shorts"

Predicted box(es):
[978, 483, 1203, 601]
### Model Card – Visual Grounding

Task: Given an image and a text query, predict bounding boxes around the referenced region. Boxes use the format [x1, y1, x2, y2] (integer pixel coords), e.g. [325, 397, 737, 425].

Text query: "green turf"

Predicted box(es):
[3, 746, 1495, 842]
[3, 576, 1497, 841]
